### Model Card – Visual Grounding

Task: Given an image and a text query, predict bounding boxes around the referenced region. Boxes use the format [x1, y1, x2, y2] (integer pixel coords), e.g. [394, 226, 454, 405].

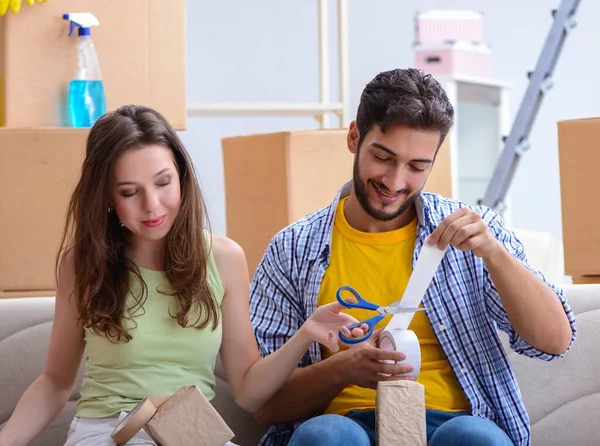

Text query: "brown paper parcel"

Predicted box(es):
[145, 385, 234, 446]
[376, 380, 426, 446]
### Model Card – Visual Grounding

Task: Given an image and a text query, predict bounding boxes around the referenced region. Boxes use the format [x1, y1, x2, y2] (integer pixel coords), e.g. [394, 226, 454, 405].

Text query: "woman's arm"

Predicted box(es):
[0, 253, 85, 446]
[213, 235, 360, 412]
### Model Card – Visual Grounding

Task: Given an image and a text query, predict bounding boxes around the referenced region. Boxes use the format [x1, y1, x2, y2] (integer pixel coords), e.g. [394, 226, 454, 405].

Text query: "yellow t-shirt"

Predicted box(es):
[318, 198, 470, 415]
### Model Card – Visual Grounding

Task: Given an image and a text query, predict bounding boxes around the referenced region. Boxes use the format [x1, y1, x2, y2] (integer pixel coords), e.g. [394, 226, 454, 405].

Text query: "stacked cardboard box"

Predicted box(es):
[222, 130, 353, 273]
[557, 117, 600, 284]
[0, 1, 186, 297]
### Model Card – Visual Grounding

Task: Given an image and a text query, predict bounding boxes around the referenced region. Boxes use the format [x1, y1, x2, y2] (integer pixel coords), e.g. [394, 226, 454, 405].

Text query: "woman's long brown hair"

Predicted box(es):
[57, 105, 218, 341]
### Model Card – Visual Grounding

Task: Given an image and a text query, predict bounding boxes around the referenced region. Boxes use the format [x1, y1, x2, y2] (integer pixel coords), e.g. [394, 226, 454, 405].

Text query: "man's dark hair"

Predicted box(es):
[356, 68, 454, 149]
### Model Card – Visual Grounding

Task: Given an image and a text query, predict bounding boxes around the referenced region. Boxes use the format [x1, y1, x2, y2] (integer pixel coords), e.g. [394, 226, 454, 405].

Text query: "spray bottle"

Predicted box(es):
[63, 13, 107, 127]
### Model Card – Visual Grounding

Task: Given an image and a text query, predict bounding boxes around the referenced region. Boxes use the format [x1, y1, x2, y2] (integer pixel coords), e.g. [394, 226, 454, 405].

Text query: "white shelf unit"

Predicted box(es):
[186, 0, 351, 129]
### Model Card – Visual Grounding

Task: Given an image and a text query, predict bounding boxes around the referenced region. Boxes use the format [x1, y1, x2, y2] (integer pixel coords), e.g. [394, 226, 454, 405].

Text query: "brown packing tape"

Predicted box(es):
[111, 398, 158, 445]
[111, 396, 170, 445]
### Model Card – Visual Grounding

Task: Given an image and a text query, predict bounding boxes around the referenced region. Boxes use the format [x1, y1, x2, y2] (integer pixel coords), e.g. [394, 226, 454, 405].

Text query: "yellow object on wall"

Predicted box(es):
[0, 0, 48, 16]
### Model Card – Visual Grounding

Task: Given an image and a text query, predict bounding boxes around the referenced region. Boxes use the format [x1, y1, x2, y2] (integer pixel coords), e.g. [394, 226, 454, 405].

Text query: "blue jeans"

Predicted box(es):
[288, 409, 514, 446]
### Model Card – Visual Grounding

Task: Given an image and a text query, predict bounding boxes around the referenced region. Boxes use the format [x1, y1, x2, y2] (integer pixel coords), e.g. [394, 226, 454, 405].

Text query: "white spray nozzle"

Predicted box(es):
[63, 13, 100, 37]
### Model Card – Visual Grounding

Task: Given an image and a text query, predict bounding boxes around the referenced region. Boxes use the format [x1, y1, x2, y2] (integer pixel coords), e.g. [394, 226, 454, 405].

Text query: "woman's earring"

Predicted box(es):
[108, 204, 124, 227]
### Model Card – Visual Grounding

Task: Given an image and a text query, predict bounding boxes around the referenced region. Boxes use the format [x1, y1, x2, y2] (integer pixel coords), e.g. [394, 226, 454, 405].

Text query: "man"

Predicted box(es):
[249, 68, 576, 446]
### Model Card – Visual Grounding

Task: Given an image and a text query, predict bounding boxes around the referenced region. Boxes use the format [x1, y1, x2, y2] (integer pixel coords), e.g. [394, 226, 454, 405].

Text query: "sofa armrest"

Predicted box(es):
[506, 284, 600, 446]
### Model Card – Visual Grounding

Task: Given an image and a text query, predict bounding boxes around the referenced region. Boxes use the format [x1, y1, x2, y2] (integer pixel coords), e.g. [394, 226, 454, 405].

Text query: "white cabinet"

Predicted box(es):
[436, 74, 513, 223]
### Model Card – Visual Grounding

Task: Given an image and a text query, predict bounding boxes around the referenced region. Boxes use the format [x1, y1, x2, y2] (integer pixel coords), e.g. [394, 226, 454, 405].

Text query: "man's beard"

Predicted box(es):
[353, 156, 420, 222]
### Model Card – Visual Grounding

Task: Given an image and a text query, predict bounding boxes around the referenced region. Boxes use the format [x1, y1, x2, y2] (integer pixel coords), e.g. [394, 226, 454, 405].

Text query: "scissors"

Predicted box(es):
[336, 285, 425, 344]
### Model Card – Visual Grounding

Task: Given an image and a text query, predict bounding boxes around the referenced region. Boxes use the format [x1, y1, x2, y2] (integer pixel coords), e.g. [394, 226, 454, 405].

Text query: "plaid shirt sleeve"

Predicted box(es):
[249, 232, 311, 366]
[478, 206, 577, 361]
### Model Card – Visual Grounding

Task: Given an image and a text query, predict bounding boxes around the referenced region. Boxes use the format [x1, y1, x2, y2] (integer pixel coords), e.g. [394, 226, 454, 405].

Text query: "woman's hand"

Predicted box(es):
[301, 302, 368, 352]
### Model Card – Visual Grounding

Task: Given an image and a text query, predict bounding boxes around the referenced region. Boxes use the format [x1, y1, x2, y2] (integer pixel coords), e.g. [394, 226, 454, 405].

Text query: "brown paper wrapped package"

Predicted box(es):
[376, 380, 426, 446]
[145, 385, 234, 446]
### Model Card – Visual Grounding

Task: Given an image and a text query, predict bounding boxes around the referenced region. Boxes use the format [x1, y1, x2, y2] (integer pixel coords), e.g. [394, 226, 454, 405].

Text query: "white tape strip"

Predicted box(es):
[385, 243, 447, 331]
[378, 243, 447, 379]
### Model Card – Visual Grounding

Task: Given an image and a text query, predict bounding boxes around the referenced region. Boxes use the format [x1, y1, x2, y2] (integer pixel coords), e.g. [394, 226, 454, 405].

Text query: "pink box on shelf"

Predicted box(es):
[415, 10, 484, 45]
[415, 42, 491, 78]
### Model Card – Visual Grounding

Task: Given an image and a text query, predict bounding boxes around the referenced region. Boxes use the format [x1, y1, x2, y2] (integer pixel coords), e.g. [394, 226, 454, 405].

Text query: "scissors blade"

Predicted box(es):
[385, 301, 425, 314]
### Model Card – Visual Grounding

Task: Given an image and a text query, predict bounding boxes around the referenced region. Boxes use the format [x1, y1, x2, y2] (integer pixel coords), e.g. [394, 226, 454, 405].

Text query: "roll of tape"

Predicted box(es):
[111, 398, 159, 445]
[379, 329, 421, 379]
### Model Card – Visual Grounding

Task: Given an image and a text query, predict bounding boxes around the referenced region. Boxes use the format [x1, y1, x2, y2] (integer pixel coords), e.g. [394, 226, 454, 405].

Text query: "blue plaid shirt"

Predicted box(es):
[249, 181, 577, 446]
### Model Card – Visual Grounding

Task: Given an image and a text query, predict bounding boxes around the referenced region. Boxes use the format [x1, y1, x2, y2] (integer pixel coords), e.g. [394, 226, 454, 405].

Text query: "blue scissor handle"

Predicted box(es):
[336, 286, 379, 311]
[336, 286, 382, 344]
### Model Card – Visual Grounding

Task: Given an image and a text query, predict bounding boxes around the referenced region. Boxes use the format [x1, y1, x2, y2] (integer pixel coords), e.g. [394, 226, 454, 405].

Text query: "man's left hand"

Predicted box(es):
[427, 207, 502, 261]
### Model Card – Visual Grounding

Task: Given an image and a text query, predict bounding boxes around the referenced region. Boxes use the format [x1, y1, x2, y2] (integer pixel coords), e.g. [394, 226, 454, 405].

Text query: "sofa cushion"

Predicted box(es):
[3, 401, 77, 446]
[504, 284, 600, 445]
[212, 361, 267, 445]
[0, 297, 55, 341]
[531, 393, 600, 446]
[2, 285, 599, 446]
[0, 321, 84, 425]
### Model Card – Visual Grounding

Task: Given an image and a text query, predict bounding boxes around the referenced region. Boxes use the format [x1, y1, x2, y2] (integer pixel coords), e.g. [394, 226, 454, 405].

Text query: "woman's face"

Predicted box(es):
[110, 144, 181, 244]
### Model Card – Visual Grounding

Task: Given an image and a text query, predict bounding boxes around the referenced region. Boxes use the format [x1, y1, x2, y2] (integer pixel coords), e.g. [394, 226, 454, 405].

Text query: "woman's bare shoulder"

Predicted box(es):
[208, 234, 248, 291]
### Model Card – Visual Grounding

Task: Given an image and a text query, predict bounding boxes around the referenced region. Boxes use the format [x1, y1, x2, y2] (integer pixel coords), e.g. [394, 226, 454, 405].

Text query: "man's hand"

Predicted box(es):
[428, 207, 573, 355]
[250, 329, 417, 425]
[427, 207, 502, 261]
[329, 330, 415, 389]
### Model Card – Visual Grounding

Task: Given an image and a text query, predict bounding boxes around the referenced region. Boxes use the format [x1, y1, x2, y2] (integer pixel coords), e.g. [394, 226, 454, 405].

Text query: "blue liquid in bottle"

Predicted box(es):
[68, 80, 107, 128]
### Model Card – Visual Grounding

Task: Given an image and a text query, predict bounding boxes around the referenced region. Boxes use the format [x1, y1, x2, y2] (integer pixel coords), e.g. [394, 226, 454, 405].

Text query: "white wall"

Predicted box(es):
[181, 0, 600, 241]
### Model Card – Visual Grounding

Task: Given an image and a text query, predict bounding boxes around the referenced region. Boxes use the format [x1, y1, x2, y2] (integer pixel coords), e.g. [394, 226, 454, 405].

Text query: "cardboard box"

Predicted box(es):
[222, 130, 455, 274]
[0, 290, 56, 299]
[571, 276, 600, 285]
[557, 118, 600, 275]
[424, 137, 452, 198]
[0, 0, 186, 129]
[0, 128, 87, 292]
[222, 130, 353, 273]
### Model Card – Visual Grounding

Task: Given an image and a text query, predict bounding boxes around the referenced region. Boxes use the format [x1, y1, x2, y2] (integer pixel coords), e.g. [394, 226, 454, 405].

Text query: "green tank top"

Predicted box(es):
[76, 241, 224, 418]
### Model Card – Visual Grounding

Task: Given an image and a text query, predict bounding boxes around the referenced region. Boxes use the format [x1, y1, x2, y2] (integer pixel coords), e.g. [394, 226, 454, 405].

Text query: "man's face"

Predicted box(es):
[352, 123, 440, 222]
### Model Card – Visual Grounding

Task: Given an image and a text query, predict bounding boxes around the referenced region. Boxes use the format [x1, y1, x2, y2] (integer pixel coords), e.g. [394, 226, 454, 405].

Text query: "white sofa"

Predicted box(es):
[1, 285, 599, 445]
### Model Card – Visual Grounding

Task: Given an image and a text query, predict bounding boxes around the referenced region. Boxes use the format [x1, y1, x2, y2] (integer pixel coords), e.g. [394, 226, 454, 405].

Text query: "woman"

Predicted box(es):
[0, 105, 364, 446]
